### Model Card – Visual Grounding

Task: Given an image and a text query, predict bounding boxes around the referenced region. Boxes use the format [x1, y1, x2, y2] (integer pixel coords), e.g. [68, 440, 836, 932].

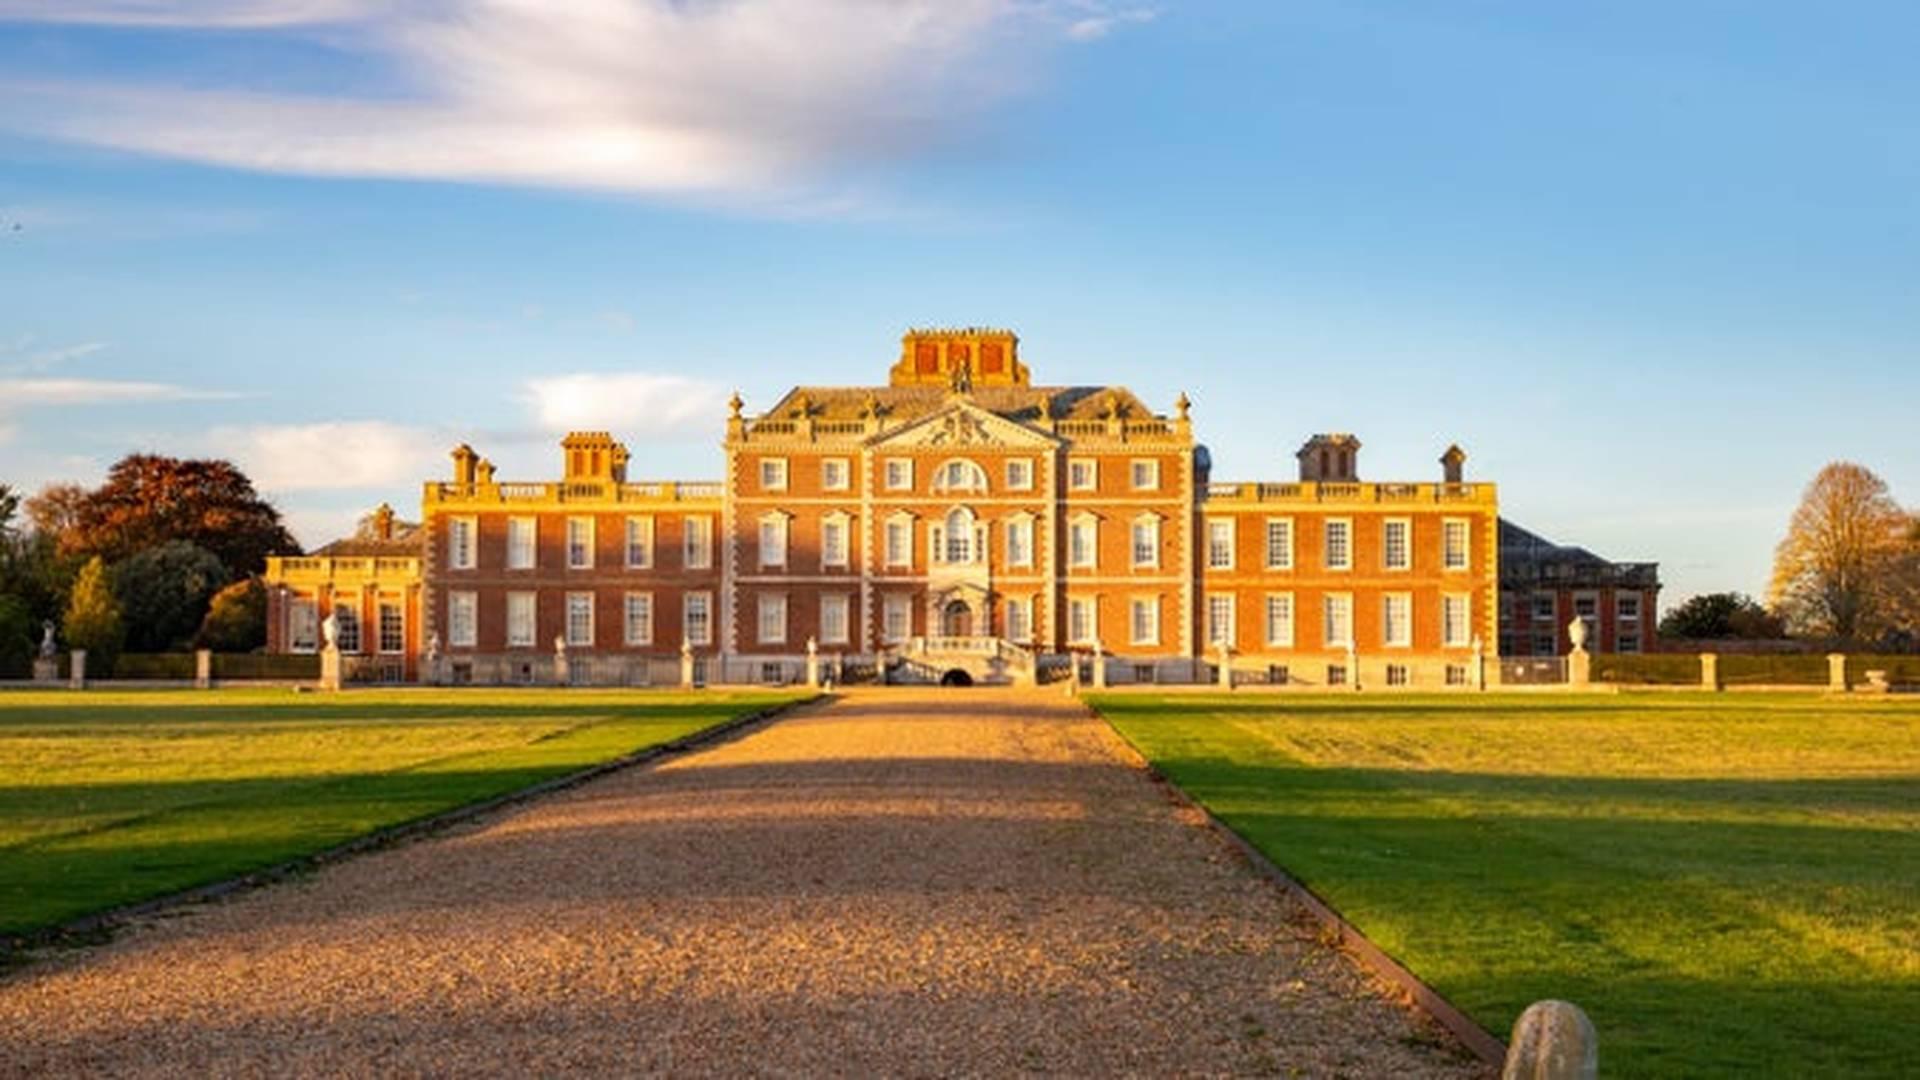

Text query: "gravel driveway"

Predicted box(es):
[0, 689, 1484, 1077]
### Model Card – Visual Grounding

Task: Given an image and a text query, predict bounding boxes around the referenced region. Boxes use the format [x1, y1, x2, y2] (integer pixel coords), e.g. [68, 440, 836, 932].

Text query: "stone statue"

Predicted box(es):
[321, 611, 339, 650]
[1567, 617, 1589, 653]
[426, 632, 441, 663]
[39, 620, 56, 659]
[554, 635, 567, 658]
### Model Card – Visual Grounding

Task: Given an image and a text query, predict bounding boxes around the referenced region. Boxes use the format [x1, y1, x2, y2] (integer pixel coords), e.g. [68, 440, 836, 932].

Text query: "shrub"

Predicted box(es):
[196, 577, 268, 653]
[113, 541, 229, 652]
[0, 594, 33, 677]
[62, 557, 125, 676]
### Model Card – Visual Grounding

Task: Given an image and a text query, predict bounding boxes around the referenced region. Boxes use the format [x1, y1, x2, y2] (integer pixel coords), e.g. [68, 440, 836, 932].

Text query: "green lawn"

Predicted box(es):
[0, 688, 806, 937]
[1088, 692, 1920, 1079]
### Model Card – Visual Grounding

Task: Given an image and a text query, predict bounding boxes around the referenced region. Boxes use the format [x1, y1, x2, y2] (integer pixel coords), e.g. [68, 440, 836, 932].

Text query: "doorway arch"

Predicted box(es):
[942, 598, 973, 637]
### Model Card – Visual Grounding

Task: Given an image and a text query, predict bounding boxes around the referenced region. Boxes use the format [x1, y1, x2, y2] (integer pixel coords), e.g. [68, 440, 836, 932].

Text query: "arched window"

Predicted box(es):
[944, 507, 975, 564]
[932, 458, 988, 493]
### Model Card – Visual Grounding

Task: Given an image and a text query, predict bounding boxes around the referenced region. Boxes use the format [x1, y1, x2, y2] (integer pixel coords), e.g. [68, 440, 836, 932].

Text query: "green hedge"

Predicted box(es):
[1594, 653, 1701, 685]
[1719, 654, 1829, 686]
[212, 652, 320, 680]
[112, 653, 196, 680]
[1848, 654, 1920, 684]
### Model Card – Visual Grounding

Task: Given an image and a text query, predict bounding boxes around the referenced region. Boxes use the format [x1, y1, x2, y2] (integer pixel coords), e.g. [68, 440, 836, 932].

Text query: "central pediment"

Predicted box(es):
[867, 399, 1059, 450]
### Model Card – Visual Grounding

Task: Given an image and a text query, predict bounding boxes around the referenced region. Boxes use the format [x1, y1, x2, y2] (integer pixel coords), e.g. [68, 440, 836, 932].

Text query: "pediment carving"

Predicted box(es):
[870, 402, 1057, 450]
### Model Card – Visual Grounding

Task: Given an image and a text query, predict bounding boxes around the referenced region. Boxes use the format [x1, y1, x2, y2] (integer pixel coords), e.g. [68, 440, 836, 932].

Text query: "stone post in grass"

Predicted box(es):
[805, 636, 820, 689]
[1828, 652, 1848, 693]
[680, 638, 696, 690]
[195, 648, 212, 690]
[69, 648, 87, 690]
[1699, 652, 1720, 692]
[1472, 636, 1488, 691]
[1090, 640, 1107, 689]
[1217, 642, 1233, 690]
[1566, 618, 1591, 688]
[1502, 999, 1597, 1080]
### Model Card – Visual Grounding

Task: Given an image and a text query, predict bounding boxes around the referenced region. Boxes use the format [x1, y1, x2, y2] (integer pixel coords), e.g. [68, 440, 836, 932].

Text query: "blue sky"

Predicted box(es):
[2, 1, 1918, 607]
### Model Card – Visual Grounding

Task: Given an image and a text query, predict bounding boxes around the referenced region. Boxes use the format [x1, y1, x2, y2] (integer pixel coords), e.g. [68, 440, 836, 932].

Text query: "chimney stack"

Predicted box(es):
[1440, 444, 1467, 484]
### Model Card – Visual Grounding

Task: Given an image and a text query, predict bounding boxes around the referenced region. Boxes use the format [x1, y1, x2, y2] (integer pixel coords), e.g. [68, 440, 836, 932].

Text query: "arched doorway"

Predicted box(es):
[942, 598, 972, 637]
[940, 668, 974, 687]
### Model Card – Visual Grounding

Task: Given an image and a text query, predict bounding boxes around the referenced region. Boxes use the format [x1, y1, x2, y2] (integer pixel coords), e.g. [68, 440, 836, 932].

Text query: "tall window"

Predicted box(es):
[378, 599, 405, 654]
[1443, 518, 1470, 570]
[821, 458, 849, 491]
[885, 516, 913, 567]
[1532, 592, 1557, 621]
[822, 515, 849, 568]
[1069, 516, 1097, 569]
[684, 516, 713, 570]
[507, 592, 535, 647]
[759, 458, 788, 491]
[758, 594, 787, 644]
[565, 592, 594, 647]
[759, 514, 788, 569]
[624, 592, 653, 645]
[1205, 594, 1236, 648]
[332, 600, 362, 653]
[1324, 519, 1352, 571]
[1006, 517, 1033, 568]
[448, 517, 476, 570]
[884, 459, 913, 491]
[1383, 519, 1410, 571]
[1130, 597, 1159, 646]
[1207, 519, 1234, 570]
[1443, 594, 1471, 647]
[1383, 593, 1412, 647]
[1130, 459, 1160, 490]
[1265, 593, 1294, 647]
[684, 591, 712, 646]
[507, 517, 536, 570]
[1068, 459, 1097, 491]
[1005, 597, 1031, 641]
[941, 508, 975, 564]
[625, 516, 653, 569]
[882, 594, 911, 643]
[1323, 593, 1353, 648]
[289, 598, 319, 653]
[821, 594, 850, 644]
[448, 592, 476, 648]
[1005, 459, 1033, 490]
[566, 517, 594, 569]
[1131, 517, 1159, 568]
[1264, 518, 1293, 570]
[1068, 597, 1096, 644]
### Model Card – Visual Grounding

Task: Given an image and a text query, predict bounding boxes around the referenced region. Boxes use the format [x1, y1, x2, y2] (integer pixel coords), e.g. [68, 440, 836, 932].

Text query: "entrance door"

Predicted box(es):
[942, 599, 972, 637]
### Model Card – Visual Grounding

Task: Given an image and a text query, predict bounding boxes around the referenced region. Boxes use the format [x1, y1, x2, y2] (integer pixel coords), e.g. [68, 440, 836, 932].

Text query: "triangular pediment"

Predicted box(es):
[867, 399, 1059, 449]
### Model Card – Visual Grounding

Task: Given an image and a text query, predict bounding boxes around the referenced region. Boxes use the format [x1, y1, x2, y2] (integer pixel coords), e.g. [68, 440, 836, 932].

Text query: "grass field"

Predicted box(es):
[0, 688, 806, 938]
[1088, 692, 1920, 1079]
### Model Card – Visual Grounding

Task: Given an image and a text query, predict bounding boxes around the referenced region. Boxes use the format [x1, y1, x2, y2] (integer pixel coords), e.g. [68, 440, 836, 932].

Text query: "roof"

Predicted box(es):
[310, 518, 423, 558]
[758, 384, 1158, 425]
[1499, 518, 1659, 588]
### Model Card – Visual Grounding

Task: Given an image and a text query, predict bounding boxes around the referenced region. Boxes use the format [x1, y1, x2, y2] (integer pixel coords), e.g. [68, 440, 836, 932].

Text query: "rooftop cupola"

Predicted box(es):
[888, 327, 1028, 388]
[1440, 444, 1467, 483]
[561, 431, 629, 483]
[1297, 433, 1362, 482]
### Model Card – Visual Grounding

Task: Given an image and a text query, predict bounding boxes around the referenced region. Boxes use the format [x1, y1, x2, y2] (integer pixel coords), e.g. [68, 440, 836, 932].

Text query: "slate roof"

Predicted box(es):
[759, 384, 1160, 425]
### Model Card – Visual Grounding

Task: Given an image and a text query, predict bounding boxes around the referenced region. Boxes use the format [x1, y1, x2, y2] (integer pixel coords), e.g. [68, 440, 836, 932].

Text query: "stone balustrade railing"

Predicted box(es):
[1204, 480, 1494, 504]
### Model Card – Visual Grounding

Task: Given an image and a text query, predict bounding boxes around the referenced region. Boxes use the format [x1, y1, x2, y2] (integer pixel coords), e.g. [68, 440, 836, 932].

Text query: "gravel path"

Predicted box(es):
[0, 689, 1485, 1077]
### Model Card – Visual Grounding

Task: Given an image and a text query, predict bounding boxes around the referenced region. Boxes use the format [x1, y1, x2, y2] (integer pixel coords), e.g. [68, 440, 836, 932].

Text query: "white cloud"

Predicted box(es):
[523, 372, 726, 438]
[0, 376, 232, 405]
[205, 420, 445, 492]
[1065, 5, 1156, 41]
[0, 0, 1153, 200]
[0, 338, 108, 374]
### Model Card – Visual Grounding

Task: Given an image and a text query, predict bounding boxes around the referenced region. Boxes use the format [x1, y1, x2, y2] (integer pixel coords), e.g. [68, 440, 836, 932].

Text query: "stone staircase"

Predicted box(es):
[893, 637, 1037, 686]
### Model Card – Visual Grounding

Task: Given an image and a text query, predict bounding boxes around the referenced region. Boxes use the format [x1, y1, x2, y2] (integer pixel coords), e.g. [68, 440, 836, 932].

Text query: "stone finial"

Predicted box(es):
[1501, 1000, 1597, 1080]
[861, 393, 881, 419]
[1175, 392, 1191, 421]
[1102, 391, 1121, 421]
[728, 391, 743, 419]
[1567, 617, 1589, 653]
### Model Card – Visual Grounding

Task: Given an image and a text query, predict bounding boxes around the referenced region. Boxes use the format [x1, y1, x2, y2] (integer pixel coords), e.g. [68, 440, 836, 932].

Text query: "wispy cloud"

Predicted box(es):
[523, 371, 726, 437]
[0, 1, 1154, 201]
[0, 376, 234, 406]
[0, 337, 109, 374]
[204, 419, 445, 492]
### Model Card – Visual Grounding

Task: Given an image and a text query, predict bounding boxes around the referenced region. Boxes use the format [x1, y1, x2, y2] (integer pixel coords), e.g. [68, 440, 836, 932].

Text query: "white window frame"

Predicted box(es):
[1130, 458, 1160, 491]
[1443, 593, 1472, 648]
[882, 593, 912, 644]
[884, 458, 914, 492]
[1264, 517, 1294, 571]
[1005, 596, 1032, 642]
[506, 591, 535, 648]
[820, 594, 851, 645]
[1005, 514, 1034, 569]
[377, 596, 405, 655]
[759, 457, 789, 492]
[1323, 592, 1354, 649]
[758, 512, 789, 570]
[625, 516, 653, 569]
[624, 591, 654, 646]
[683, 515, 713, 570]
[1205, 593, 1236, 649]
[288, 597, 318, 654]
[1443, 517, 1471, 572]
[447, 516, 477, 571]
[821, 458, 850, 492]
[448, 590, 477, 648]
[565, 591, 594, 648]
[332, 597, 362, 654]
[1130, 596, 1160, 647]
[1383, 518, 1411, 572]
[684, 591, 712, 646]
[1068, 514, 1098, 570]
[757, 593, 787, 645]
[566, 516, 594, 570]
[1383, 592, 1413, 648]
[1068, 458, 1098, 492]
[821, 512, 851, 569]
[1265, 592, 1295, 648]
[933, 458, 988, 493]
[506, 516, 536, 570]
[1206, 518, 1235, 570]
[1005, 459, 1033, 491]
[1067, 596, 1097, 646]
[884, 513, 914, 568]
[1131, 514, 1160, 569]
[1324, 518, 1352, 572]
[1617, 593, 1642, 620]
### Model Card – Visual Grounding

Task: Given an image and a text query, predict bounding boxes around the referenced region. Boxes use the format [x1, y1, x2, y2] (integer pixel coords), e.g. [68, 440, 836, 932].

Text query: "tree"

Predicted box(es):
[57, 456, 296, 577]
[0, 483, 18, 536]
[0, 593, 32, 677]
[112, 541, 230, 652]
[196, 578, 268, 653]
[25, 483, 88, 537]
[1659, 592, 1786, 640]
[62, 556, 124, 675]
[1768, 462, 1911, 642]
